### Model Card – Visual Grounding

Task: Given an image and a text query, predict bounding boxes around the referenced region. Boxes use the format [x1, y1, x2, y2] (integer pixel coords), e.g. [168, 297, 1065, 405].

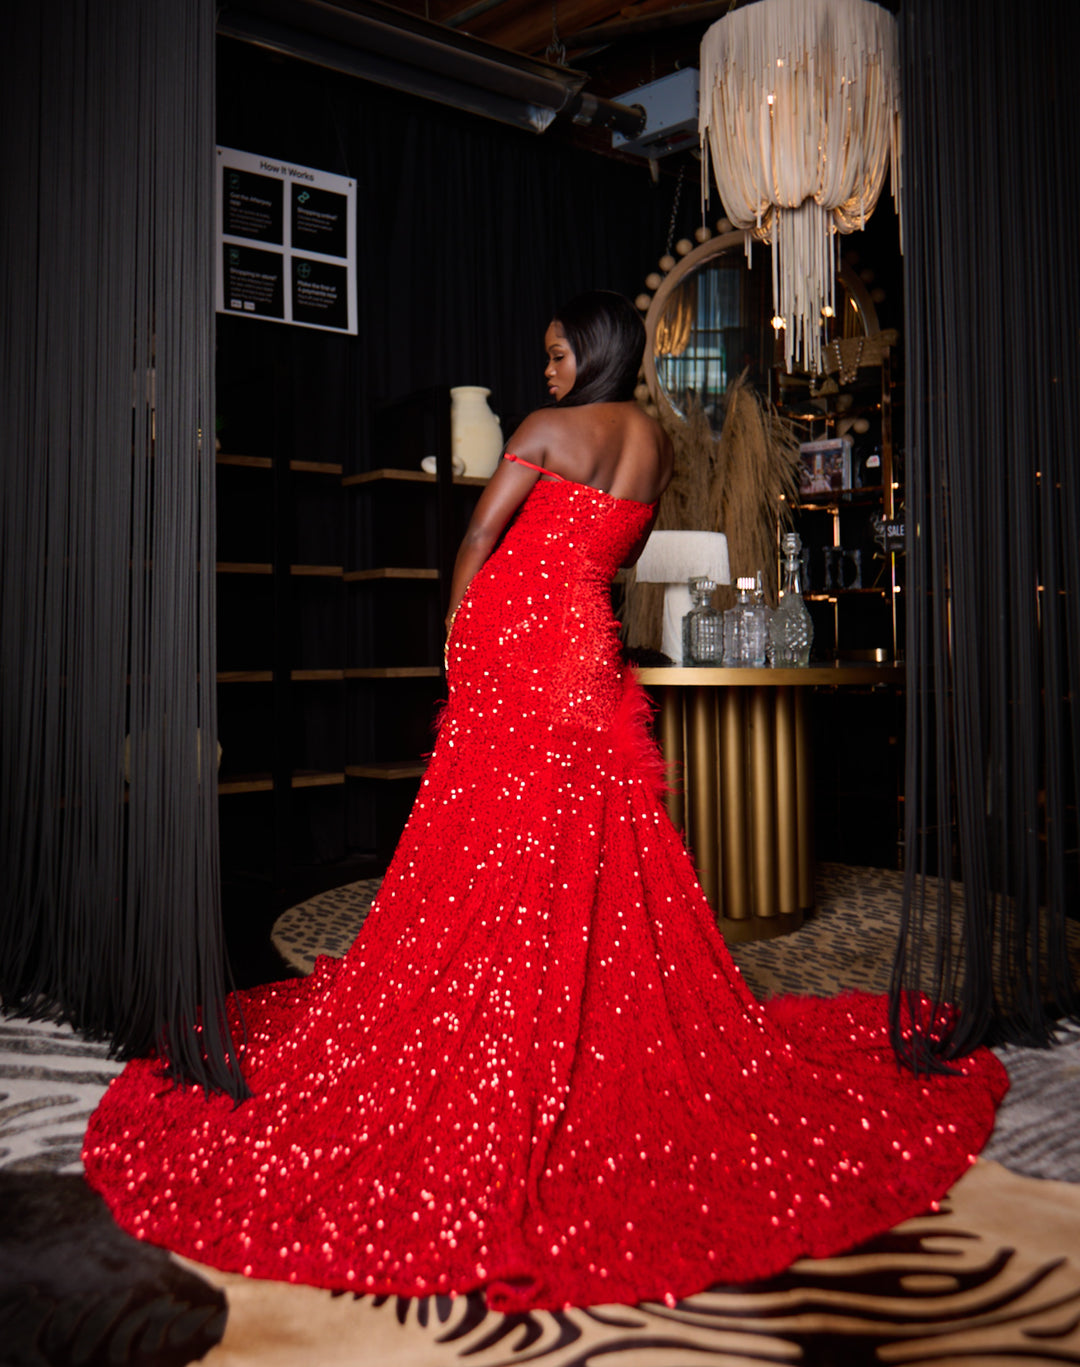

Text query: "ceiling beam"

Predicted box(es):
[442, 0, 516, 28]
[218, 0, 646, 137]
[566, 0, 733, 47]
[451, 0, 636, 57]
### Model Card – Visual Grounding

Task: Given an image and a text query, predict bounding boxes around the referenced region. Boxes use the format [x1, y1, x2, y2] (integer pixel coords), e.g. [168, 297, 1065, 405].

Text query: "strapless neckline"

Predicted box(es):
[504, 451, 657, 508]
[535, 477, 655, 509]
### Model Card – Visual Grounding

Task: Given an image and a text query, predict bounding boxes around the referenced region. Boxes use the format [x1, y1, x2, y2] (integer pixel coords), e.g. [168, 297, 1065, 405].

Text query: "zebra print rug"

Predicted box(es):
[0, 1015, 123, 1175]
[177, 1160, 1080, 1366]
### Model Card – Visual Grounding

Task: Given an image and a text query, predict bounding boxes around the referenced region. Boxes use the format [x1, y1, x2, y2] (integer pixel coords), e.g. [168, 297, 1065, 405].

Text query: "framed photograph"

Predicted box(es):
[798, 437, 852, 495]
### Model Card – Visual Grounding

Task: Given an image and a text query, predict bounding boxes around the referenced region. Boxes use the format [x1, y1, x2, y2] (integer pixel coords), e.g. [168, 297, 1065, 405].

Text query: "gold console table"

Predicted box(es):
[636, 664, 905, 943]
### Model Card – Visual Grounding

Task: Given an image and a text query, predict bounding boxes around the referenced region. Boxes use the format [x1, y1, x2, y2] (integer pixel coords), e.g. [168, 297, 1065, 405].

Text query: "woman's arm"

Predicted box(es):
[445, 414, 553, 626]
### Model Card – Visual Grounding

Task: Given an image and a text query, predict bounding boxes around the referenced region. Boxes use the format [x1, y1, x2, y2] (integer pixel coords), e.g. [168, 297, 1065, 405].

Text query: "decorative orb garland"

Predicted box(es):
[633, 220, 738, 417]
[634, 219, 734, 315]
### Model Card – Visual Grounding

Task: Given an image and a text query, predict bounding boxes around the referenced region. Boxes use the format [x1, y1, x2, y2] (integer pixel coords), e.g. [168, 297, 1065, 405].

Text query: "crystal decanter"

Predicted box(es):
[682, 577, 723, 666]
[768, 533, 813, 666]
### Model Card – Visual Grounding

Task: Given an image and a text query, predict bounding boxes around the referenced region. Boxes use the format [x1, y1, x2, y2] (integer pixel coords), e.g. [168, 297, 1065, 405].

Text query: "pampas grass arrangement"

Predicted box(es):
[623, 371, 802, 654]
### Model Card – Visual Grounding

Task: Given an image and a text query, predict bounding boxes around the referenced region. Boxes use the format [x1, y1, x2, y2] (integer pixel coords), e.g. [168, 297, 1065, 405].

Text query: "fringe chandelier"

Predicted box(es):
[699, 0, 902, 376]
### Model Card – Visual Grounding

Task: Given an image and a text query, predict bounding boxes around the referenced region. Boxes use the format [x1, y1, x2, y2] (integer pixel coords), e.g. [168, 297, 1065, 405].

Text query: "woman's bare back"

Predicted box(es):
[512, 402, 673, 506]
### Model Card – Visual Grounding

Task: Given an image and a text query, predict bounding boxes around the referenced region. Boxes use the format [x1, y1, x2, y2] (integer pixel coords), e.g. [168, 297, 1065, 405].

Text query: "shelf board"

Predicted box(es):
[806, 589, 890, 600]
[216, 563, 344, 577]
[218, 770, 346, 795]
[291, 460, 343, 475]
[342, 468, 487, 488]
[216, 454, 272, 469]
[344, 567, 439, 582]
[345, 666, 442, 679]
[793, 490, 886, 511]
[347, 760, 427, 781]
[214, 455, 343, 475]
[217, 669, 346, 682]
[293, 770, 346, 788]
[218, 774, 273, 794]
[217, 561, 272, 575]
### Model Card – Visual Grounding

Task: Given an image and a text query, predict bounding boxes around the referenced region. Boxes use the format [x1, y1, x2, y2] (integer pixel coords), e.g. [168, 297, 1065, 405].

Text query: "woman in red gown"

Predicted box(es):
[84, 292, 1007, 1313]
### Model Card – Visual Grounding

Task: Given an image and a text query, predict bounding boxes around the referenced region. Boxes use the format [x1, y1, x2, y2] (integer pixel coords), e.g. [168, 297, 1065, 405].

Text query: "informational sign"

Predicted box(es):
[215, 146, 356, 335]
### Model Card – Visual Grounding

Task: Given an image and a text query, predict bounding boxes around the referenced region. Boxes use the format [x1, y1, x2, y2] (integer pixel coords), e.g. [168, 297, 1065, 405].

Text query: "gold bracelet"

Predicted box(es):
[443, 605, 460, 669]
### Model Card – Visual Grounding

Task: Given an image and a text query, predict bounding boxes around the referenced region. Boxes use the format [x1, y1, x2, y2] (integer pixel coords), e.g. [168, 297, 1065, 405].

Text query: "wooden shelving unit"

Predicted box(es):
[773, 342, 903, 662]
[771, 339, 906, 869]
[213, 383, 349, 875]
[214, 373, 487, 872]
[344, 388, 485, 858]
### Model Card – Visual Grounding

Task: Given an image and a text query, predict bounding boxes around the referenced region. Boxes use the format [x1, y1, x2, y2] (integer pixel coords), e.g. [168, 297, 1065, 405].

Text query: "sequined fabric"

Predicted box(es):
[84, 479, 1008, 1312]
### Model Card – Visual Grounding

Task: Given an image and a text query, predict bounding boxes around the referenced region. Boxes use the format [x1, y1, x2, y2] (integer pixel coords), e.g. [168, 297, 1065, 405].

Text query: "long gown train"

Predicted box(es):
[84, 471, 1007, 1312]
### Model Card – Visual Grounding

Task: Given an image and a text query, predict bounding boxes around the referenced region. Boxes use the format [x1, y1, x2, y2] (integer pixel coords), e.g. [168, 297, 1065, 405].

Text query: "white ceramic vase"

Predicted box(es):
[450, 386, 503, 479]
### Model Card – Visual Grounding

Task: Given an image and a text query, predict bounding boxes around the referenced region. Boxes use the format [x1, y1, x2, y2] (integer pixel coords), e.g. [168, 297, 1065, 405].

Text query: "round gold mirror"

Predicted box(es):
[642, 232, 882, 430]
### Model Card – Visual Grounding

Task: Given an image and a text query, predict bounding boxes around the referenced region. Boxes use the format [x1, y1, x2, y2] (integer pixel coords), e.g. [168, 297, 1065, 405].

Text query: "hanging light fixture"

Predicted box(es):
[699, 0, 901, 376]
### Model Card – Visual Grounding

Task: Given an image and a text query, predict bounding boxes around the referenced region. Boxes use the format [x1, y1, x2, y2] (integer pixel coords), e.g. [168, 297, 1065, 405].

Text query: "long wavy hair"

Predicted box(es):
[551, 290, 645, 407]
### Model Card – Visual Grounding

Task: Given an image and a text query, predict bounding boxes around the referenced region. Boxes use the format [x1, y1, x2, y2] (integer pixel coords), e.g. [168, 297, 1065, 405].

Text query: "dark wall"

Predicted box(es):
[216, 36, 672, 466]
[213, 37, 675, 920]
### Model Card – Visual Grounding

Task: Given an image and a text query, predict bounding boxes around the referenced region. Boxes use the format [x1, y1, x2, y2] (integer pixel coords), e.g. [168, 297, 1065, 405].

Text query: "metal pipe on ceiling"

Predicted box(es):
[218, 9, 559, 131]
[218, 0, 644, 137]
[442, 0, 514, 28]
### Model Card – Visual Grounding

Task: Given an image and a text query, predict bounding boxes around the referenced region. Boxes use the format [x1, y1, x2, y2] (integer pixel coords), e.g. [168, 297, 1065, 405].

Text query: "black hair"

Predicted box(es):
[550, 290, 645, 407]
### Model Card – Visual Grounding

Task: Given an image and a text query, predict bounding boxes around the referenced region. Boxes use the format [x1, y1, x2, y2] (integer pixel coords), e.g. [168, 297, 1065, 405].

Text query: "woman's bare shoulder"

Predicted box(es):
[508, 403, 670, 492]
[620, 403, 673, 464]
[506, 404, 619, 458]
[503, 408, 564, 460]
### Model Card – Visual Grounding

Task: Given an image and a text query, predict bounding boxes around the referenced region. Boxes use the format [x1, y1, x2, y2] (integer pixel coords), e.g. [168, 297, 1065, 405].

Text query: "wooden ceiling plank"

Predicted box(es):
[567, 0, 730, 46]
[458, 0, 630, 57]
[442, 0, 521, 28]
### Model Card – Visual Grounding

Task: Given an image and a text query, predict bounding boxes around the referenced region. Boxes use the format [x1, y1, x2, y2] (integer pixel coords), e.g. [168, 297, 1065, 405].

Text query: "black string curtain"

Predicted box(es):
[892, 0, 1080, 1062]
[0, 0, 246, 1096]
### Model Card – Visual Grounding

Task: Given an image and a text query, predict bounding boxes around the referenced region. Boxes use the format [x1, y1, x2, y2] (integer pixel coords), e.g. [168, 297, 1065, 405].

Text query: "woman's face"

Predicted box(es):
[544, 322, 577, 402]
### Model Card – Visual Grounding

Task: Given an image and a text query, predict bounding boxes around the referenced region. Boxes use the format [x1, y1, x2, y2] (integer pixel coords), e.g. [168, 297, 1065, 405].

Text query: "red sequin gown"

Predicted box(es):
[84, 466, 1008, 1313]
